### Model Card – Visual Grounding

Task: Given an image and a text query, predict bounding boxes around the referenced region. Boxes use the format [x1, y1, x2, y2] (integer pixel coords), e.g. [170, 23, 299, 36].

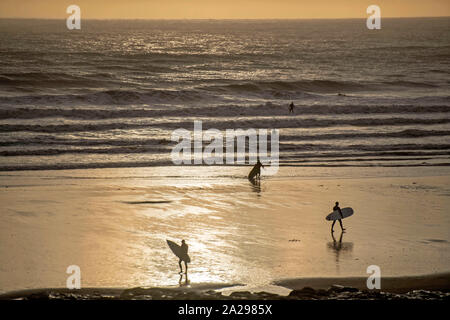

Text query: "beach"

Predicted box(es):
[0, 18, 449, 301]
[0, 166, 449, 298]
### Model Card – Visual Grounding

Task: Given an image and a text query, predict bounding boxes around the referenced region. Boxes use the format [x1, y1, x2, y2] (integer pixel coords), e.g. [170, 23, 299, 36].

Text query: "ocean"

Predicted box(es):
[0, 18, 449, 171]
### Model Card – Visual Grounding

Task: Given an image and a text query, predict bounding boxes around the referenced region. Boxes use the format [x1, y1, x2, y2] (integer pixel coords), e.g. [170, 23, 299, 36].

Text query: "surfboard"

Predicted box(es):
[248, 168, 257, 180]
[325, 207, 354, 221]
[248, 166, 260, 180]
[166, 240, 191, 263]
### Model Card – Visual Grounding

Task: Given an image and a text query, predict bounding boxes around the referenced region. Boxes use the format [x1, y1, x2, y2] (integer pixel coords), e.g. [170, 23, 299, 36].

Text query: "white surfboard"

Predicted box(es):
[326, 207, 354, 221]
[167, 240, 191, 263]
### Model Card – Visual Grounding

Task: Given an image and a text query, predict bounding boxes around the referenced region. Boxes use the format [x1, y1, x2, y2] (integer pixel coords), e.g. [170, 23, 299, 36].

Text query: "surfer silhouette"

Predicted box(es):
[331, 201, 346, 232]
[248, 159, 264, 181]
[166, 239, 191, 274]
[288, 101, 295, 114]
[179, 240, 189, 274]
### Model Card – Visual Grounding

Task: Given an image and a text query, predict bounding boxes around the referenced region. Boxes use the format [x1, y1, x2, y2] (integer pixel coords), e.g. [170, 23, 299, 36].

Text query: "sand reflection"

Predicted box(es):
[179, 273, 190, 287]
[249, 178, 261, 195]
[327, 231, 354, 272]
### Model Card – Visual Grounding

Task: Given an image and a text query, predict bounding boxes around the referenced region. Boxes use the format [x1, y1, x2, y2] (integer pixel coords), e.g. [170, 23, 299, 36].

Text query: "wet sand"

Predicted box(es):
[0, 166, 449, 296]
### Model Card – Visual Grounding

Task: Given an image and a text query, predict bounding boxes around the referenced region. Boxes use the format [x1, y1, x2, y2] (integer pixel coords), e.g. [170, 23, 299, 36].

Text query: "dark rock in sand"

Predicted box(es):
[229, 291, 255, 299]
[288, 287, 317, 298]
[328, 284, 359, 293]
[316, 289, 329, 296]
[254, 292, 282, 300]
[120, 287, 179, 300]
[27, 292, 51, 300]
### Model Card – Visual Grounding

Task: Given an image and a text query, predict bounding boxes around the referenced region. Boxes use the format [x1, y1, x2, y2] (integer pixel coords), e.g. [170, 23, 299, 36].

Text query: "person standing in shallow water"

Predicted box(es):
[288, 101, 295, 114]
[179, 240, 189, 274]
[332, 201, 346, 232]
[248, 159, 264, 180]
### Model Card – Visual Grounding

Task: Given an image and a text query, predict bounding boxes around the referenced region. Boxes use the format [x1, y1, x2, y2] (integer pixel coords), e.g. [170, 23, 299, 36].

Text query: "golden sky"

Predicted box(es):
[0, 0, 449, 19]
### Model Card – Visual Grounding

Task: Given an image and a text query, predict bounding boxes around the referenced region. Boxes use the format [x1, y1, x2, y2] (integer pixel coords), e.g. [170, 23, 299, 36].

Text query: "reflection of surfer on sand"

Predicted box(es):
[248, 159, 264, 181]
[331, 230, 344, 250]
[179, 272, 190, 287]
[327, 231, 353, 271]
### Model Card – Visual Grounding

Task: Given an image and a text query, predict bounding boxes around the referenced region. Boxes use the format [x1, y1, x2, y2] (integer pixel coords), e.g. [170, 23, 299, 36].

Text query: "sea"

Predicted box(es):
[0, 18, 449, 171]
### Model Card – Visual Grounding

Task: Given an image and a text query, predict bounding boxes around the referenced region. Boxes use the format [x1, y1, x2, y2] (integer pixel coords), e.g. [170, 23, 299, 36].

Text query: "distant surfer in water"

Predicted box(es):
[288, 101, 295, 114]
[179, 240, 189, 273]
[331, 201, 346, 232]
[248, 159, 264, 180]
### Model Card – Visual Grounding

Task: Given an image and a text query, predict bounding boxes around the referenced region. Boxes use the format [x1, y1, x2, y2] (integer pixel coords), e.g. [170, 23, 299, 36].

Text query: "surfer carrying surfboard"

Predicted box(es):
[326, 203, 353, 231]
[331, 201, 346, 232]
[167, 239, 191, 274]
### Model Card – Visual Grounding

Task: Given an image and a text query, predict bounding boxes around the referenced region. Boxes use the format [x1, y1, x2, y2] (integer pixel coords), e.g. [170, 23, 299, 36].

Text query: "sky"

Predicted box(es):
[0, 0, 449, 19]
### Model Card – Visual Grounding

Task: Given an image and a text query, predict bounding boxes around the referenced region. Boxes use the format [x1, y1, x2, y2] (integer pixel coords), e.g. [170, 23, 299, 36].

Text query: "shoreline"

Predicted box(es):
[1, 162, 449, 172]
[1, 272, 449, 300]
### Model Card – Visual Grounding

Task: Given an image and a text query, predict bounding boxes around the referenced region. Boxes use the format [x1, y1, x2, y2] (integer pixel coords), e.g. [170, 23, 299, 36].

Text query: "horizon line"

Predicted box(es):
[0, 16, 449, 21]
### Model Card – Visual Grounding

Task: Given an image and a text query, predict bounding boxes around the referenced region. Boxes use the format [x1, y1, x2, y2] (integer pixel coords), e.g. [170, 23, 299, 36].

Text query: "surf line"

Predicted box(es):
[171, 120, 279, 175]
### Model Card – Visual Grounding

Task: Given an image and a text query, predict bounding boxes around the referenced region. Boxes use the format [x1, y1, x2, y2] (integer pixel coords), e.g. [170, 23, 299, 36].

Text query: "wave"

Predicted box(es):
[2, 83, 447, 108]
[0, 72, 118, 88]
[380, 80, 438, 88]
[0, 68, 448, 105]
[2, 142, 450, 157]
[283, 150, 450, 159]
[0, 159, 448, 172]
[0, 88, 214, 106]
[1, 129, 449, 148]
[202, 80, 367, 94]
[0, 137, 169, 147]
[0, 160, 172, 172]
[1, 104, 449, 120]
[429, 69, 450, 74]
[2, 117, 450, 133]
[0, 146, 170, 157]
[202, 79, 448, 95]
[282, 129, 450, 141]
[361, 45, 450, 51]
[279, 143, 450, 153]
